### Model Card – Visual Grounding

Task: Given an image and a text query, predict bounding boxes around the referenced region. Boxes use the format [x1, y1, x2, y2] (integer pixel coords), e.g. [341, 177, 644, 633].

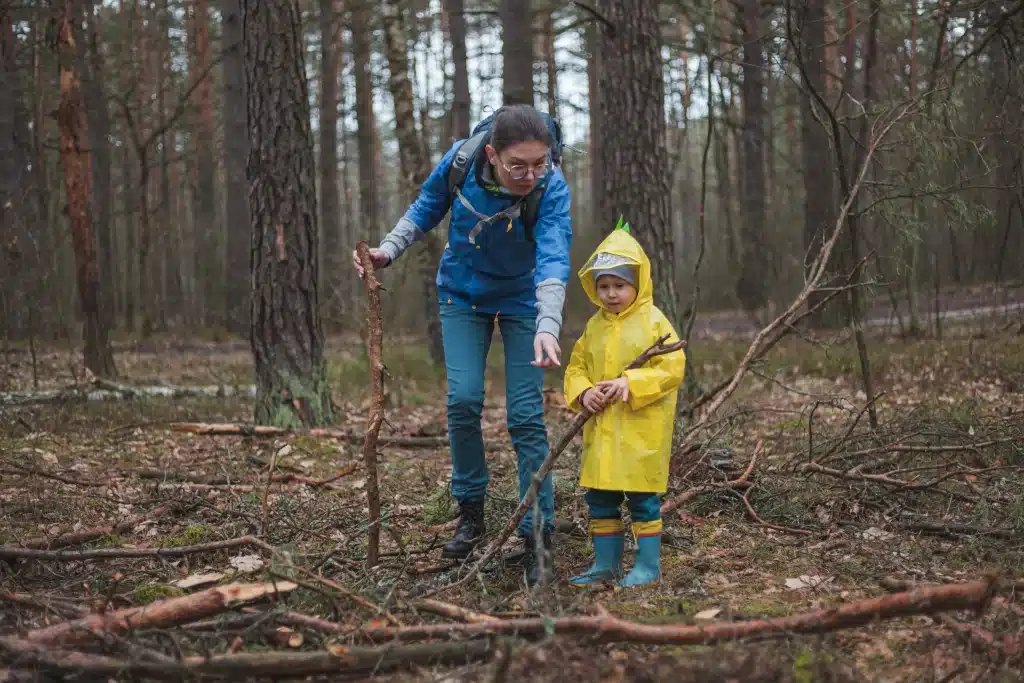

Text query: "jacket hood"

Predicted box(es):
[578, 223, 653, 316]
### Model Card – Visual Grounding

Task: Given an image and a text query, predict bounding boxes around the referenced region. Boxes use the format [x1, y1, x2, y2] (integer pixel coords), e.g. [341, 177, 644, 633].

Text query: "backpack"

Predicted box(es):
[446, 108, 565, 243]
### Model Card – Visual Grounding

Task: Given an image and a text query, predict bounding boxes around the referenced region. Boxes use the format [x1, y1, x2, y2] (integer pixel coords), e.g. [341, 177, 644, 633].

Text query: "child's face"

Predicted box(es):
[595, 275, 637, 313]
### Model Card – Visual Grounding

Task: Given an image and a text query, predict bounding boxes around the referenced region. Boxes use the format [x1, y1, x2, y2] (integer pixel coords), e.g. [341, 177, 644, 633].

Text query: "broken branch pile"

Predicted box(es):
[0, 576, 1002, 679]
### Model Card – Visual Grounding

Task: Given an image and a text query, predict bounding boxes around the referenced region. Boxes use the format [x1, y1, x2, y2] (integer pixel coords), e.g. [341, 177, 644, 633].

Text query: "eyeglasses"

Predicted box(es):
[499, 158, 549, 181]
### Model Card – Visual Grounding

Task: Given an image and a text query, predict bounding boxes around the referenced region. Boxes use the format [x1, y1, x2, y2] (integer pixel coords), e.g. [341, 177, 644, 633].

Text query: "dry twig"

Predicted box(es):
[357, 241, 385, 568]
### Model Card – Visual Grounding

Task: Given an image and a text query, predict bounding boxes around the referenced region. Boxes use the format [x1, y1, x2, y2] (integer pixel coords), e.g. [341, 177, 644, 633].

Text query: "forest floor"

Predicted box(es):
[1, 305, 1023, 681]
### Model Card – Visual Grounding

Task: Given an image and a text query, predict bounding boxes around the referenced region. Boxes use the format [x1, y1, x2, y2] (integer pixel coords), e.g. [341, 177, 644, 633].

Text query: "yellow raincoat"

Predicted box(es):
[563, 229, 686, 493]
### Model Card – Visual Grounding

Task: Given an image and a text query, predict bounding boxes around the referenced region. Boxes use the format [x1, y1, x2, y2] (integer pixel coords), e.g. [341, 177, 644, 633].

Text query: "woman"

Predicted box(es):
[352, 104, 572, 586]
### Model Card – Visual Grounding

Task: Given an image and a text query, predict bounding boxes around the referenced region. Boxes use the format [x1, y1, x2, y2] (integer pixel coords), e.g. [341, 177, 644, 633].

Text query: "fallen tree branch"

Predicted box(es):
[413, 598, 501, 624]
[168, 422, 458, 449]
[423, 335, 685, 597]
[0, 535, 268, 562]
[357, 241, 385, 569]
[660, 441, 761, 516]
[798, 462, 978, 503]
[14, 500, 183, 551]
[0, 380, 256, 408]
[740, 485, 812, 536]
[284, 565, 402, 626]
[0, 636, 498, 679]
[134, 465, 357, 489]
[21, 581, 296, 646]
[341, 579, 995, 644]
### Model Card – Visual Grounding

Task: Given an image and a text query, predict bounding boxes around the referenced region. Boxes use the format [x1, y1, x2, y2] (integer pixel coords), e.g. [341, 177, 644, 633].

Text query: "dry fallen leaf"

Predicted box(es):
[228, 554, 264, 573]
[784, 575, 834, 591]
[694, 608, 722, 620]
[173, 572, 226, 589]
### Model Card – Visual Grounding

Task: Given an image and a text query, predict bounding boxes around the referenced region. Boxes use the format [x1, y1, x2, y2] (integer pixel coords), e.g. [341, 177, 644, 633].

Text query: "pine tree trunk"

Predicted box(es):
[381, 0, 443, 365]
[53, 0, 117, 378]
[443, 0, 470, 139]
[243, 0, 332, 428]
[796, 0, 838, 327]
[500, 0, 533, 105]
[318, 0, 342, 321]
[192, 0, 218, 327]
[352, 1, 380, 234]
[737, 0, 768, 312]
[222, 0, 250, 335]
[594, 0, 679, 327]
[81, 0, 114, 334]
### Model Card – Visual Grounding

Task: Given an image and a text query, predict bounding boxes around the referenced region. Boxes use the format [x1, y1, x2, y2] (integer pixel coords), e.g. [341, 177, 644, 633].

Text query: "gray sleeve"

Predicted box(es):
[378, 216, 425, 263]
[535, 278, 566, 338]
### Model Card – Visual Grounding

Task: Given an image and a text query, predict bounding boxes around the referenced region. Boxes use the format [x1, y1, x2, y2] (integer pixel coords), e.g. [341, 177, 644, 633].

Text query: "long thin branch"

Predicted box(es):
[357, 241, 385, 569]
[337, 579, 996, 644]
[0, 535, 267, 562]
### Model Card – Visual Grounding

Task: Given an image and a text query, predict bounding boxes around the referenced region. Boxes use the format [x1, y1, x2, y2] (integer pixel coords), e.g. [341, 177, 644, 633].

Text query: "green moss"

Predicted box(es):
[255, 363, 333, 428]
[95, 534, 124, 548]
[792, 648, 815, 683]
[134, 584, 185, 604]
[165, 524, 210, 548]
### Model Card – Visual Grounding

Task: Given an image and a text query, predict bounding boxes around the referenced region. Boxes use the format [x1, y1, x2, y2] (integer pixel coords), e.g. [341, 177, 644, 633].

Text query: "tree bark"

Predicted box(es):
[381, 0, 443, 364]
[53, 0, 117, 378]
[222, 0, 250, 335]
[80, 0, 114, 335]
[737, 0, 768, 312]
[192, 0, 218, 328]
[352, 1, 380, 234]
[500, 0, 533, 105]
[543, 5, 558, 117]
[795, 0, 838, 327]
[319, 0, 342, 321]
[244, 0, 333, 428]
[443, 0, 470, 140]
[594, 0, 679, 327]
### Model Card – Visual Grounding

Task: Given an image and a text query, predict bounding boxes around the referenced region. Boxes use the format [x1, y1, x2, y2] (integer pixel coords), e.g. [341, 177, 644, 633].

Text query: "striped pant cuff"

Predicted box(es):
[632, 519, 662, 538]
[590, 518, 625, 536]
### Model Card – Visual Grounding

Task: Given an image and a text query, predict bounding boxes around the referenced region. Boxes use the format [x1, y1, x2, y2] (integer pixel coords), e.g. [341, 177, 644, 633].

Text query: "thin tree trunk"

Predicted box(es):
[796, 0, 837, 327]
[222, 0, 249, 334]
[53, 0, 117, 377]
[594, 0, 678, 327]
[543, 5, 557, 117]
[381, 0, 443, 365]
[319, 0, 342, 322]
[737, 0, 768, 312]
[443, 0, 470, 139]
[192, 0, 218, 328]
[243, 0, 332, 427]
[500, 0, 533, 105]
[352, 1, 380, 236]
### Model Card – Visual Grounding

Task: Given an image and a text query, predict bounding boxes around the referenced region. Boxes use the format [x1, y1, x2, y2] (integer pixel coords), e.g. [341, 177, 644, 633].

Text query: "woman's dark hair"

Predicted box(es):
[489, 104, 553, 153]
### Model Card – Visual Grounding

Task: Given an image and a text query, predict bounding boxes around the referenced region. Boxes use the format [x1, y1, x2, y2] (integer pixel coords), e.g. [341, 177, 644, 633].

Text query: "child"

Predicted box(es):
[563, 219, 686, 587]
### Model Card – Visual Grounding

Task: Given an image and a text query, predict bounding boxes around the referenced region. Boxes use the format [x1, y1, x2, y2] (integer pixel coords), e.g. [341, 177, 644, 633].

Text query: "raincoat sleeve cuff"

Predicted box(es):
[535, 278, 565, 338]
[378, 216, 424, 264]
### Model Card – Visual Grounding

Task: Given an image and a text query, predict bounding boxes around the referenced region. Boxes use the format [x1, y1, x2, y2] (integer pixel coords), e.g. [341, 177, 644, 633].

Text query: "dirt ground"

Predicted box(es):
[1, 309, 1023, 681]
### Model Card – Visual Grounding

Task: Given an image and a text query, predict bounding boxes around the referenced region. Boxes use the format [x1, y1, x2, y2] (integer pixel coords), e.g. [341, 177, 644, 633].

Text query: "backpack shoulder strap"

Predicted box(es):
[521, 186, 546, 243]
[447, 131, 488, 195]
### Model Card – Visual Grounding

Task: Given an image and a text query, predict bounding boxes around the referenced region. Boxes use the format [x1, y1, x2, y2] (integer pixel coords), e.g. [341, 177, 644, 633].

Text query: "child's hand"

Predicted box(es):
[596, 377, 630, 403]
[580, 388, 609, 414]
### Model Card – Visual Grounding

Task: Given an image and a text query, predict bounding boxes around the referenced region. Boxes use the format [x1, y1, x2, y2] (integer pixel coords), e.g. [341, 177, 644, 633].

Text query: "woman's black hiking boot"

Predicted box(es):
[523, 530, 554, 587]
[441, 499, 485, 560]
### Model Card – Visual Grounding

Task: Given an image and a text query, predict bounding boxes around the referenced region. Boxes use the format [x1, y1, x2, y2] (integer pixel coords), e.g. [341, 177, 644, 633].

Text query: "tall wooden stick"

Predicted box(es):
[423, 335, 685, 597]
[356, 241, 384, 568]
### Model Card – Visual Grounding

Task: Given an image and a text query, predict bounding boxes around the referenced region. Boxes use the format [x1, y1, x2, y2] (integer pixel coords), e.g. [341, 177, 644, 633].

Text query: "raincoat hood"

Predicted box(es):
[578, 224, 653, 317]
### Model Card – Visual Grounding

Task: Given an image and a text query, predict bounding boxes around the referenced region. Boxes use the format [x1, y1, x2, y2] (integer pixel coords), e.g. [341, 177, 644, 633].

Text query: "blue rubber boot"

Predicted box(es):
[569, 533, 624, 585]
[617, 534, 661, 587]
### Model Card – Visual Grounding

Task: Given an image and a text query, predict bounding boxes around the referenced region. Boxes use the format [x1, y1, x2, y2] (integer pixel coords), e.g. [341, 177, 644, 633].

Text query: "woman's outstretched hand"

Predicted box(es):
[352, 247, 391, 278]
[531, 332, 561, 368]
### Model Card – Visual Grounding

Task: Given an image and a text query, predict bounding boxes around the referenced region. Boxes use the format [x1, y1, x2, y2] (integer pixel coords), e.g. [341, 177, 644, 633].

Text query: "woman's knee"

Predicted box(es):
[447, 382, 484, 421]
